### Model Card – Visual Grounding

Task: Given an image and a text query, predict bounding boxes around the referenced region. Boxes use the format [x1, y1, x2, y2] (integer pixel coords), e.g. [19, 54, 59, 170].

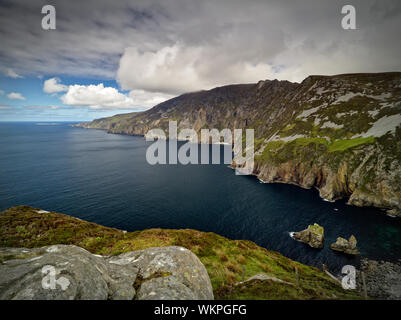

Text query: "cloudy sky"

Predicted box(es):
[0, 0, 400, 121]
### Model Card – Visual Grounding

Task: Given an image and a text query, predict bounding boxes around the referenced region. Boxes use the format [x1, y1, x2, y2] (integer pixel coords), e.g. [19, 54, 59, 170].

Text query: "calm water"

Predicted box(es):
[1, 122, 400, 273]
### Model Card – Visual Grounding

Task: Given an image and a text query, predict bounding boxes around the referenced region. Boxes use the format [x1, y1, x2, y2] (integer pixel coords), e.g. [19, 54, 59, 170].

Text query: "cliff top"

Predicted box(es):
[0, 205, 362, 300]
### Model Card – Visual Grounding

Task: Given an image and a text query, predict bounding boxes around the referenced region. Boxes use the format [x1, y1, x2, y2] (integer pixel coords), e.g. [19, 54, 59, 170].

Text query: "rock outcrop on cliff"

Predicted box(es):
[0, 245, 213, 300]
[76, 73, 401, 215]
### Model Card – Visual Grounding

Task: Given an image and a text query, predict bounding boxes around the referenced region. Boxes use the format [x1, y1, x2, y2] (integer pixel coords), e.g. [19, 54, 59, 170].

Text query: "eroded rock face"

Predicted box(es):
[293, 223, 324, 249]
[330, 235, 360, 255]
[0, 245, 213, 300]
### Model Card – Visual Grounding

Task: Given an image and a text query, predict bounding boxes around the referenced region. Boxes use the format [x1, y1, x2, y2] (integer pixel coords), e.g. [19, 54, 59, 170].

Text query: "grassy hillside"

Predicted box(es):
[0, 206, 363, 300]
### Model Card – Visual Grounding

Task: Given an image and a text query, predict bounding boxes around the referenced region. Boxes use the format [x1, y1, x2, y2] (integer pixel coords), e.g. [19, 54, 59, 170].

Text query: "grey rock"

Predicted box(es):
[107, 246, 213, 300]
[0, 245, 213, 300]
[0, 245, 110, 300]
[357, 258, 401, 300]
[237, 273, 293, 286]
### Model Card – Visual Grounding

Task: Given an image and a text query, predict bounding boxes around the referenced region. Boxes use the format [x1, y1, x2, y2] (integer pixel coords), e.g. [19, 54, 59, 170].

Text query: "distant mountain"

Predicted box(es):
[77, 72, 401, 215]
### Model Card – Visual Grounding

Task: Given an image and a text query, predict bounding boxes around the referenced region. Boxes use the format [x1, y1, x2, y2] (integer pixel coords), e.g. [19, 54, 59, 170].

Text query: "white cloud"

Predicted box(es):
[43, 78, 68, 94]
[61, 83, 138, 110]
[43, 77, 174, 110]
[128, 90, 175, 108]
[117, 43, 274, 94]
[0, 0, 400, 87]
[7, 92, 26, 100]
[6, 68, 23, 79]
[24, 105, 61, 110]
[1, 0, 400, 103]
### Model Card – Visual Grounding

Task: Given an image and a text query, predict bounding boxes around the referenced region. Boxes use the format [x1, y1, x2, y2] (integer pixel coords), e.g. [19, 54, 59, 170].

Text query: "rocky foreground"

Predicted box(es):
[1, 206, 401, 299]
[76, 72, 401, 215]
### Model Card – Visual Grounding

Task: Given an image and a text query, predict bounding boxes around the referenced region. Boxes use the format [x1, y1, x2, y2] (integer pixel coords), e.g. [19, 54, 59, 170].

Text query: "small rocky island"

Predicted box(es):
[293, 223, 325, 249]
[330, 235, 360, 255]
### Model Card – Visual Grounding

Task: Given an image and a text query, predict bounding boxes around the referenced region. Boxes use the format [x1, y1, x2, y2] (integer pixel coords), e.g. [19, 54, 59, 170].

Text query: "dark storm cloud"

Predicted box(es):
[0, 0, 400, 95]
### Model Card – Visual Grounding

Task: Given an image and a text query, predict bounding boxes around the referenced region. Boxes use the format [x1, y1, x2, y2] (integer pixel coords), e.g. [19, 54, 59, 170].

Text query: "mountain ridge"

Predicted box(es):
[76, 72, 401, 215]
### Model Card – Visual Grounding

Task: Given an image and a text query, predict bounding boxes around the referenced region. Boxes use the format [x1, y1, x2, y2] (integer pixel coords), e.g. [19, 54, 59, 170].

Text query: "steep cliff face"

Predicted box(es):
[77, 73, 401, 215]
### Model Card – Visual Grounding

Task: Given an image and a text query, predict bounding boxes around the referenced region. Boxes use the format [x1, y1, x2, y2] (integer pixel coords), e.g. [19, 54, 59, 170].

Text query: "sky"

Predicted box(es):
[0, 0, 400, 121]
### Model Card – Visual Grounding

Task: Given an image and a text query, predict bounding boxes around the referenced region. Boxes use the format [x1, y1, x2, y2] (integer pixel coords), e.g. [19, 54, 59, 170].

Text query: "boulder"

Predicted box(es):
[330, 235, 360, 255]
[106, 246, 213, 300]
[0, 245, 213, 300]
[293, 223, 324, 249]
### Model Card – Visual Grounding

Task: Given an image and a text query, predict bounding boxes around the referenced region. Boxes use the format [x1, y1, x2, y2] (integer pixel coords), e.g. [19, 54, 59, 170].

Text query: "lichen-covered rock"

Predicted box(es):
[293, 223, 324, 249]
[106, 246, 213, 300]
[0, 245, 213, 300]
[330, 235, 360, 255]
[0, 245, 112, 300]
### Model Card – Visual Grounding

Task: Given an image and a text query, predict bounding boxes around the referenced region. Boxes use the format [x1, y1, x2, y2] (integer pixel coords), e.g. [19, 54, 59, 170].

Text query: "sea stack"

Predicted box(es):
[293, 223, 324, 249]
[330, 235, 360, 255]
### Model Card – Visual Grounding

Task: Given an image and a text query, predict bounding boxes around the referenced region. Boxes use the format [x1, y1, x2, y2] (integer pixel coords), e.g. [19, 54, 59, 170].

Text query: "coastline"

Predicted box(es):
[73, 124, 400, 217]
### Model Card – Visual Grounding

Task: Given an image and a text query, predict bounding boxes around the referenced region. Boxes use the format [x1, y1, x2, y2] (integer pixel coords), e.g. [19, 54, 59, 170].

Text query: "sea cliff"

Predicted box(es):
[76, 73, 401, 216]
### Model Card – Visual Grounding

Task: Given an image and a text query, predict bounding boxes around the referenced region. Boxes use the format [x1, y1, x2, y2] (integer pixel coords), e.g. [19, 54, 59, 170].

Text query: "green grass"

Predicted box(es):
[328, 137, 375, 152]
[0, 206, 363, 300]
[308, 223, 324, 235]
[256, 136, 375, 164]
[292, 137, 329, 147]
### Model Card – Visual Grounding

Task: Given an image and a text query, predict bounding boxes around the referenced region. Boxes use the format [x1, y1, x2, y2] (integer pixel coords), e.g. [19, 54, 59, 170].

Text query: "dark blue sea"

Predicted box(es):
[1, 122, 400, 273]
